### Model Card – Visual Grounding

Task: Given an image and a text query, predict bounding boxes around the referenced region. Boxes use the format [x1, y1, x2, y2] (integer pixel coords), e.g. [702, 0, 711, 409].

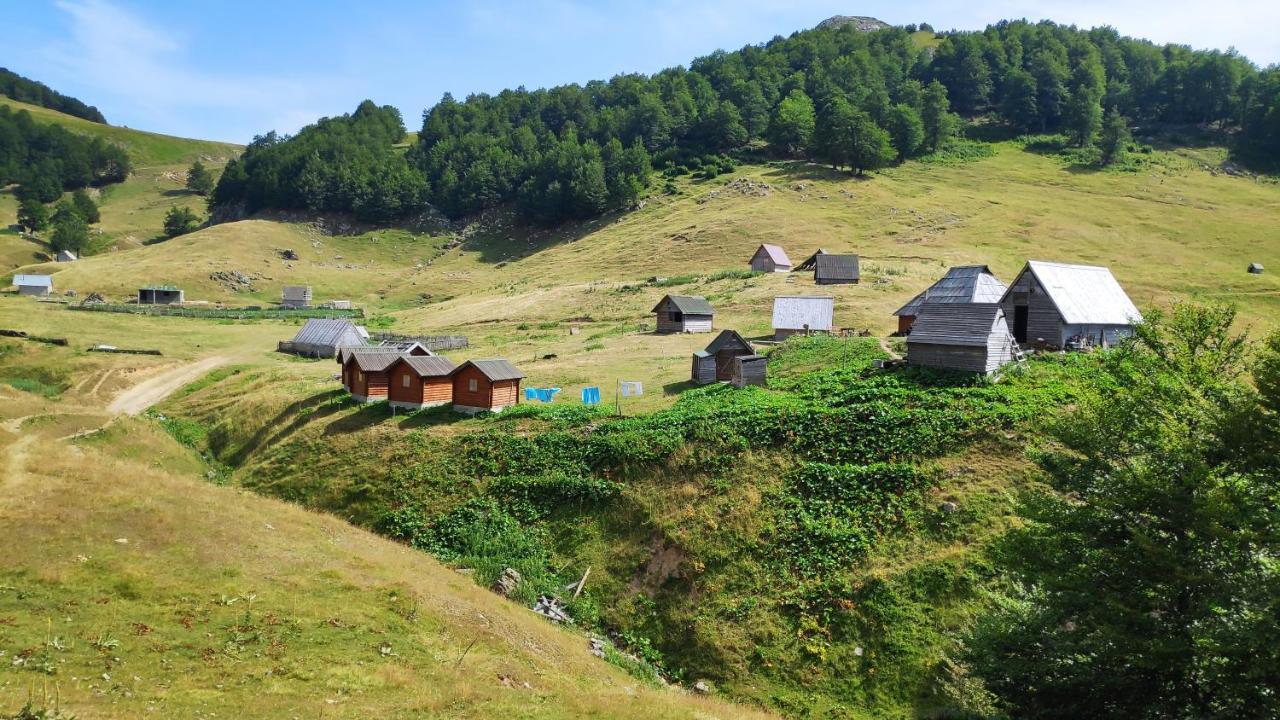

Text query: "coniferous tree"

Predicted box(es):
[71, 188, 99, 223]
[163, 206, 200, 238]
[1099, 108, 1131, 166]
[186, 160, 214, 195]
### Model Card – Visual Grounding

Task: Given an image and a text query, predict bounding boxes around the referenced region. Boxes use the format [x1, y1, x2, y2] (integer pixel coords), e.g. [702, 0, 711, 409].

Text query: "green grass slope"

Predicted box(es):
[0, 96, 241, 267]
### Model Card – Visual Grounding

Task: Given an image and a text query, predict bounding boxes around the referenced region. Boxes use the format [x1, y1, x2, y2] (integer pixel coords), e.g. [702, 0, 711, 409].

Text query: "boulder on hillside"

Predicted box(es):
[491, 567, 521, 596]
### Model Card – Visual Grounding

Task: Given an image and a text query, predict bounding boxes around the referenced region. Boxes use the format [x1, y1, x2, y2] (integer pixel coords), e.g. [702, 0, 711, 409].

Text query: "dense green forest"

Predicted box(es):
[0, 67, 107, 124]
[211, 19, 1280, 225]
[0, 105, 131, 202]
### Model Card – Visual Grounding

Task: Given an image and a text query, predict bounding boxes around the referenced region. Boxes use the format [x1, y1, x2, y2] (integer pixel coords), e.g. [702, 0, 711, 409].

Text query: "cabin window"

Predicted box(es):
[357, 371, 363, 381]
[402, 374, 410, 388]
[468, 378, 478, 392]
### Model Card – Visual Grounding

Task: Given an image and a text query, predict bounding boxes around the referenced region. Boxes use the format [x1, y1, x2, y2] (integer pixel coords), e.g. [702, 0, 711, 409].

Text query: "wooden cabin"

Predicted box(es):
[771, 296, 834, 340]
[282, 285, 313, 308]
[999, 261, 1141, 349]
[814, 254, 860, 285]
[749, 244, 792, 273]
[337, 343, 430, 388]
[138, 285, 183, 304]
[652, 295, 715, 334]
[13, 274, 52, 297]
[894, 265, 1007, 334]
[731, 355, 767, 388]
[691, 330, 755, 385]
[343, 349, 401, 403]
[907, 304, 1017, 375]
[387, 355, 456, 410]
[284, 318, 368, 358]
[450, 359, 525, 414]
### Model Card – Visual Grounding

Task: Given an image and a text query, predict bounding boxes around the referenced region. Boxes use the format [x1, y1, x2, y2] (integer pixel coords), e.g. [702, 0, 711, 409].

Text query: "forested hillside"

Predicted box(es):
[0, 66, 106, 123]
[0, 104, 131, 201]
[212, 19, 1280, 227]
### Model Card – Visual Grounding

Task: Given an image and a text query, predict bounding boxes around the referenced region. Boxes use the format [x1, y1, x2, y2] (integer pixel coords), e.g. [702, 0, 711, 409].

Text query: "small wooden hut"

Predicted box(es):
[344, 349, 401, 403]
[749, 244, 793, 273]
[388, 355, 456, 410]
[691, 330, 755, 384]
[1248, 262, 1264, 274]
[894, 265, 1007, 334]
[652, 295, 715, 334]
[906, 303, 1017, 375]
[56, 250, 77, 262]
[813, 254, 860, 285]
[731, 355, 767, 387]
[450, 359, 525, 414]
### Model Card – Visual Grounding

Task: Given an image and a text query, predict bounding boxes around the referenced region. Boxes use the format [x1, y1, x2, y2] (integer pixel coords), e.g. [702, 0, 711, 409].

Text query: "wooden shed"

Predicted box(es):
[450, 359, 525, 414]
[907, 303, 1018, 375]
[1248, 262, 1264, 274]
[731, 355, 767, 387]
[894, 265, 1007, 334]
[652, 295, 715, 334]
[691, 330, 755, 384]
[771, 296, 834, 340]
[749, 244, 793, 273]
[388, 355, 456, 410]
[337, 343, 430, 389]
[13, 274, 52, 297]
[794, 249, 827, 272]
[284, 318, 368, 358]
[344, 349, 401, 403]
[813, 254, 860, 285]
[999, 261, 1141, 349]
[138, 285, 184, 304]
[282, 285, 313, 308]
[56, 250, 77, 262]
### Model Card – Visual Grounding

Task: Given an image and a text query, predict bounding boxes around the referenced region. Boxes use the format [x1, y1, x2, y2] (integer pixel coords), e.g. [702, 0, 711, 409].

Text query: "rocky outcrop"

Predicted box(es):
[816, 15, 890, 32]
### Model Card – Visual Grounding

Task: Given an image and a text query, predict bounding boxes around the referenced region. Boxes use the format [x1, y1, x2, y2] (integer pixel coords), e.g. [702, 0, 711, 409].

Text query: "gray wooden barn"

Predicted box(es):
[731, 355, 767, 387]
[907, 303, 1018, 374]
[652, 294, 715, 334]
[999, 261, 1141, 349]
[894, 265, 1007, 334]
[282, 318, 369, 358]
[749, 244, 793, 273]
[691, 330, 755, 384]
[813, 254, 860, 285]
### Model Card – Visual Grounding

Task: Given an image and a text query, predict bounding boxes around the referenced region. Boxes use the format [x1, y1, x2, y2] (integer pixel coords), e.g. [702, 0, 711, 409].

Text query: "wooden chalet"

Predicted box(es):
[692, 330, 755, 385]
[894, 265, 1007, 334]
[388, 355, 457, 410]
[999, 261, 1141, 349]
[771, 296, 834, 340]
[652, 295, 715, 334]
[450, 359, 525, 414]
[906, 303, 1019, 375]
[749, 244, 793, 273]
[13, 274, 52, 297]
[813, 254, 860, 285]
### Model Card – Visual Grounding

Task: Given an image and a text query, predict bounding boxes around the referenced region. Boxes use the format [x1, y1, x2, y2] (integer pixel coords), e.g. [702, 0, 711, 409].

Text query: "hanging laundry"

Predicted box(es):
[533, 388, 560, 403]
[581, 386, 601, 405]
[525, 388, 538, 401]
[620, 381, 644, 397]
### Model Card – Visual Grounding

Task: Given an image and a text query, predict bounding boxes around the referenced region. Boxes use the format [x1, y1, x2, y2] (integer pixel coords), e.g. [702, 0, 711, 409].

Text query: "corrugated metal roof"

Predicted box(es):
[895, 265, 1007, 316]
[754, 244, 792, 267]
[455, 358, 525, 381]
[398, 355, 456, 377]
[13, 274, 52, 288]
[338, 345, 397, 364]
[352, 349, 402, 372]
[704, 329, 753, 354]
[282, 285, 312, 300]
[814, 254, 860, 281]
[652, 294, 715, 315]
[292, 318, 364, 347]
[908, 303, 1011, 347]
[772, 296, 834, 331]
[1012, 261, 1143, 325]
[378, 339, 432, 355]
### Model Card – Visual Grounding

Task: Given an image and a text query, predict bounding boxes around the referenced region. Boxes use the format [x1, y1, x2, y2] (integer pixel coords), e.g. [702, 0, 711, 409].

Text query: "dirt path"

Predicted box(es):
[879, 337, 902, 360]
[107, 355, 229, 416]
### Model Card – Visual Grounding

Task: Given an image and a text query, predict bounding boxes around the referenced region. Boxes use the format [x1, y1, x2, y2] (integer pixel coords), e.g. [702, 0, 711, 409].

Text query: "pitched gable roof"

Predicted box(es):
[794, 249, 828, 271]
[651, 294, 715, 315]
[907, 303, 1011, 347]
[814, 254, 860, 281]
[350, 349, 402, 373]
[453, 358, 525, 382]
[1006, 261, 1142, 325]
[394, 355, 456, 377]
[704, 329, 753, 355]
[752, 244, 792, 267]
[895, 265, 1007, 316]
[772, 296, 834, 331]
[338, 345, 398, 365]
[293, 318, 363, 347]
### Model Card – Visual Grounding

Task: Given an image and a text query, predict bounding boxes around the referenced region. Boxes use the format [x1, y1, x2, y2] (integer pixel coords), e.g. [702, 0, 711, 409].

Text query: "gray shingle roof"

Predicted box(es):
[454, 358, 525, 381]
[895, 265, 1007, 316]
[397, 355, 456, 377]
[771, 296, 834, 331]
[1008, 261, 1143, 325]
[652, 294, 715, 316]
[814, 254, 860, 281]
[351, 349, 402, 372]
[704, 329, 753, 354]
[907, 303, 1011, 347]
[292, 318, 364, 347]
[338, 345, 398, 364]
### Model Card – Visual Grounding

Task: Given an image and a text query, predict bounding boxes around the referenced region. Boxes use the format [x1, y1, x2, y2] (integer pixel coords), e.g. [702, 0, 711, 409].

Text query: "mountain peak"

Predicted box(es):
[815, 15, 890, 32]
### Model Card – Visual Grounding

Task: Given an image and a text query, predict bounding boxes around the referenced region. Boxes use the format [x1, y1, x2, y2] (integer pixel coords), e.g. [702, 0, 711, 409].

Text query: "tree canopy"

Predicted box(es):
[0, 105, 131, 202]
[0, 67, 107, 123]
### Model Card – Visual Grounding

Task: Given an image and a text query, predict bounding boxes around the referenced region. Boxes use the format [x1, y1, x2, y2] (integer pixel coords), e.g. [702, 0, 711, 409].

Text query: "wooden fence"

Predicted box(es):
[368, 332, 469, 351]
[67, 304, 365, 320]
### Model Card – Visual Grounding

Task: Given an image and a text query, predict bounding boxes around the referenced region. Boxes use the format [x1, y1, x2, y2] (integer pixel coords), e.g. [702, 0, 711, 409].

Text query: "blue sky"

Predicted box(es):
[7, 0, 1278, 143]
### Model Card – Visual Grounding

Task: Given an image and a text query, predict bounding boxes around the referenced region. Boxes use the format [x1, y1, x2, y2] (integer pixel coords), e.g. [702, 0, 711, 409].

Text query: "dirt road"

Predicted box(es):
[107, 355, 230, 415]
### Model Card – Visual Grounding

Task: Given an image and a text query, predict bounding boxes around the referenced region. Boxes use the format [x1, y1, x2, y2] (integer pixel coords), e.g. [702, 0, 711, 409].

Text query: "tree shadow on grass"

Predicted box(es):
[759, 160, 858, 184]
[397, 404, 460, 430]
[323, 400, 396, 435]
[222, 388, 347, 466]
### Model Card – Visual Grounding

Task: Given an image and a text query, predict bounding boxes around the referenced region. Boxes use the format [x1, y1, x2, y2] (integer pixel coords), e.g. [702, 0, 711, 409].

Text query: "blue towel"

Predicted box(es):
[582, 386, 601, 405]
[525, 388, 537, 401]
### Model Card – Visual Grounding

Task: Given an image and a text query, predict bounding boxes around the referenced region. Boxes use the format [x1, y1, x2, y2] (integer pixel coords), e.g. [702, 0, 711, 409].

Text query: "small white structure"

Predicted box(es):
[56, 250, 78, 262]
[13, 274, 53, 297]
[771, 296, 834, 341]
[749, 244, 793, 273]
[999, 261, 1142, 349]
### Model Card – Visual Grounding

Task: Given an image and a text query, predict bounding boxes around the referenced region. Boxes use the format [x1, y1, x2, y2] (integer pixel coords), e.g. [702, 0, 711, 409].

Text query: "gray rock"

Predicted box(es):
[491, 567, 521, 596]
[692, 680, 711, 695]
[589, 637, 607, 658]
[939, 501, 959, 514]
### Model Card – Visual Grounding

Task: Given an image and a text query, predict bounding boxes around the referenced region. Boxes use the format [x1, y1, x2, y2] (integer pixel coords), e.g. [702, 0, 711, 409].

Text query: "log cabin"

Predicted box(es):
[387, 355, 457, 410]
[906, 303, 1018, 375]
[691, 330, 755, 384]
[450, 359, 525, 414]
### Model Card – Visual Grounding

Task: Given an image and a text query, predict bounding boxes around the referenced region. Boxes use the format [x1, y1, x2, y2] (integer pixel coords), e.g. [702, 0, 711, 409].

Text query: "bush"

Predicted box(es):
[163, 205, 200, 238]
